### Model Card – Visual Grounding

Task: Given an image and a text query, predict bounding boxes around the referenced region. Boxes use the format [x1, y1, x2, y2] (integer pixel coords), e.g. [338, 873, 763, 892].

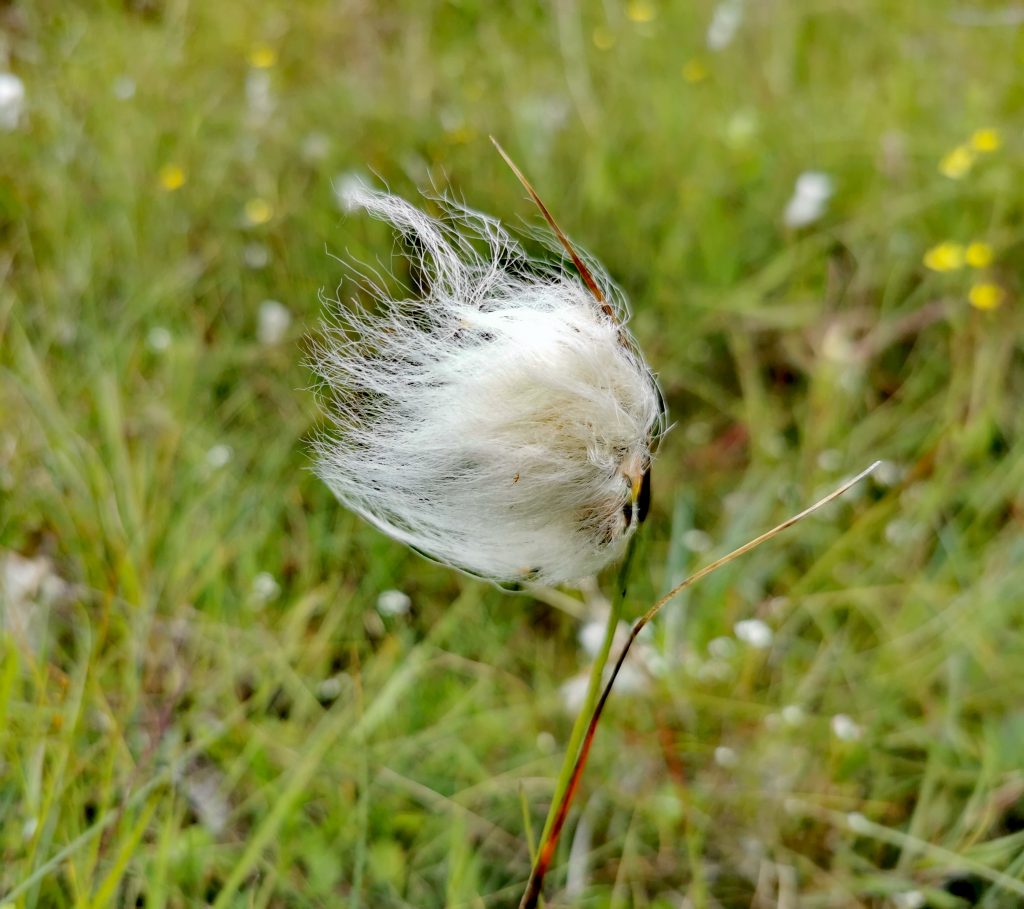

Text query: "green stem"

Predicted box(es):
[521, 465, 880, 906]
[535, 546, 635, 854]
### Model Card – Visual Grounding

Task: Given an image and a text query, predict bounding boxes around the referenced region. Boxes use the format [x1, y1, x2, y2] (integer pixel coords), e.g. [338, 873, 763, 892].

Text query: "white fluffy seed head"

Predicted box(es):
[312, 185, 665, 585]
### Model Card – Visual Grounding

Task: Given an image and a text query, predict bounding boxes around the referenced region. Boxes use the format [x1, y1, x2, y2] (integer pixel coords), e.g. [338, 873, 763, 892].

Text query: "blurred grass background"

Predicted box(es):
[2, 0, 1024, 906]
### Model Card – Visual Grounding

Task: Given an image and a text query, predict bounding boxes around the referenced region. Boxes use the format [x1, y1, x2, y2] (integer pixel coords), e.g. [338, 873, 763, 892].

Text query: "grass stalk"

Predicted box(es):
[530, 546, 636, 864]
[520, 462, 880, 907]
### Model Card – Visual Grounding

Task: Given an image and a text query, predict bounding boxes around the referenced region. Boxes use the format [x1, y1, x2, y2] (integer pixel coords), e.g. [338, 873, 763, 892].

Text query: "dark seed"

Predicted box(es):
[637, 467, 652, 523]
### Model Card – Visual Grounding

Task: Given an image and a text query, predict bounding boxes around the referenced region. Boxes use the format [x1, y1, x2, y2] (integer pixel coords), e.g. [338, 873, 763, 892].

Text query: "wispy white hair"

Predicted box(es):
[312, 185, 665, 585]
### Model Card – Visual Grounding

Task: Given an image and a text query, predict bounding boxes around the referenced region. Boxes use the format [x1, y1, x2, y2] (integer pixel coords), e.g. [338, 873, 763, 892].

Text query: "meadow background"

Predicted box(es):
[2, 1, 1024, 906]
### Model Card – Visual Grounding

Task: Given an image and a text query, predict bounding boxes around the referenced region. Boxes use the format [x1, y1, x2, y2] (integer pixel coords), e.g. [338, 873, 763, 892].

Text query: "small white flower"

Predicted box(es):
[893, 891, 926, 909]
[180, 765, 229, 836]
[206, 444, 233, 469]
[714, 745, 739, 768]
[251, 571, 280, 604]
[2, 552, 52, 605]
[560, 673, 591, 714]
[846, 810, 871, 833]
[243, 242, 269, 269]
[873, 459, 903, 487]
[783, 171, 834, 228]
[885, 518, 926, 546]
[614, 660, 650, 695]
[816, 448, 843, 472]
[696, 659, 734, 683]
[643, 650, 668, 677]
[831, 713, 863, 741]
[1, 550, 69, 651]
[536, 731, 557, 754]
[147, 326, 172, 352]
[578, 619, 609, 658]
[258, 299, 291, 345]
[245, 69, 275, 124]
[707, 0, 744, 51]
[376, 589, 412, 617]
[302, 132, 330, 162]
[0, 73, 26, 131]
[821, 322, 859, 366]
[112, 76, 136, 100]
[781, 704, 805, 727]
[51, 319, 74, 348]
[734, 618, 773, 649]
[317, 675, 343, 700]
[795, 172, 833, 202]
[577, 617, 636, 658]
[22, 816, 38, 841]
[313, 185, 664, 584]
[723, 109, 758, 148]
[707, 636, 737, 660]
[562, 654, 648, 715]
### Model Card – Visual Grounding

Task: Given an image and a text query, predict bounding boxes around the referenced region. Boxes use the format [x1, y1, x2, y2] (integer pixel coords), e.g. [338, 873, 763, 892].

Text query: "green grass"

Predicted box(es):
[2, 1, 1024, 906]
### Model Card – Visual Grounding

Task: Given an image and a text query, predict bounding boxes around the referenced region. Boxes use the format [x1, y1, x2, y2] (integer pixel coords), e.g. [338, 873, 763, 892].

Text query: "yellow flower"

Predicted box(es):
[158, 163, 186, 192]
[248, 43, 278, 69]
[938, 145, 974, 179]
[968, 283, 1005, 310]
[923, 241, 965, 272]
[592, 27, 615, 50]
[627, 0, 656, 23]
[970, 128, 1001, 153]
[682, 58, 709, 83]
[244, 197, 273, 225]
[965, 241, 994, 268]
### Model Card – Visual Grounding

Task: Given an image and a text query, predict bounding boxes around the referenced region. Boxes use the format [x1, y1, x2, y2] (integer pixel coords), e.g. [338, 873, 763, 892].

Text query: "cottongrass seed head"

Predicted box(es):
[312, 181, 665, 585]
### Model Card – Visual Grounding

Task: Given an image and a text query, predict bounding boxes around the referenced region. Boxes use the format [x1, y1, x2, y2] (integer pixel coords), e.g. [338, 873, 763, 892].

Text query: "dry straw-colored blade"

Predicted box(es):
[490, 136, 615, 320]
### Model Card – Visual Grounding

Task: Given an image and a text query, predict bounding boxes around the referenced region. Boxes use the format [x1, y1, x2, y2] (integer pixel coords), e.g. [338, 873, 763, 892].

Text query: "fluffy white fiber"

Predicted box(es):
[313, 185, 665, 585]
